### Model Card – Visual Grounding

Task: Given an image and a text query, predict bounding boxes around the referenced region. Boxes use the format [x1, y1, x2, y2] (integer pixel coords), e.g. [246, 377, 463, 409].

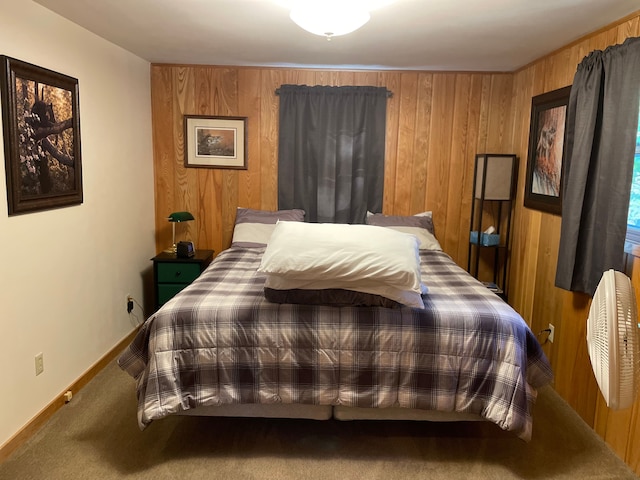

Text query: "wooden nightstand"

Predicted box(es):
[152, 249, 214, 310]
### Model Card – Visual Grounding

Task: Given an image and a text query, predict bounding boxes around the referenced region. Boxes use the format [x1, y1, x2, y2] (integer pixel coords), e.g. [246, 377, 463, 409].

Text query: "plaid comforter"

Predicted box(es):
[118, 246, 553, 441]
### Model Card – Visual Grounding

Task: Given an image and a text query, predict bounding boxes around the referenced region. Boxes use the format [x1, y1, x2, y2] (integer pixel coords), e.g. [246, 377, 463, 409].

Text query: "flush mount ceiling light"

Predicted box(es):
[286, 0, 395, 40]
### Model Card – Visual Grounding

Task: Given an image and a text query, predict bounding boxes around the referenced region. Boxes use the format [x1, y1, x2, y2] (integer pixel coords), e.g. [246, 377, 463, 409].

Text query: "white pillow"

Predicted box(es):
[258, 221, 426, 309]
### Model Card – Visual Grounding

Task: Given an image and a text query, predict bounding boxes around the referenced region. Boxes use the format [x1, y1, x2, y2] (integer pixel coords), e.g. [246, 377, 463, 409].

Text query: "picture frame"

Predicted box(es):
[524, 85, 571, 215]
[1, 56, 83, 216]
[184, 115, 247, 169]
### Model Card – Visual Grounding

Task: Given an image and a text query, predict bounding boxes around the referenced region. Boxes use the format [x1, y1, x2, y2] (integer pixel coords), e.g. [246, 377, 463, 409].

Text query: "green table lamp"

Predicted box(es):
[166, 211, 194, 253]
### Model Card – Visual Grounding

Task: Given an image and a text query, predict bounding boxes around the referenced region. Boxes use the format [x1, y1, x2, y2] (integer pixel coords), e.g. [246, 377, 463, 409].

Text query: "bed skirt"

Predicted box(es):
[175, 404, 483, 422]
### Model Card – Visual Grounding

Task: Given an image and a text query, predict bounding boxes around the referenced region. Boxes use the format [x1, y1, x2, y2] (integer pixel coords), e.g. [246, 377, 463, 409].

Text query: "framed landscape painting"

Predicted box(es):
[184, 115, 247, 169]
[0, 56, 82, 216]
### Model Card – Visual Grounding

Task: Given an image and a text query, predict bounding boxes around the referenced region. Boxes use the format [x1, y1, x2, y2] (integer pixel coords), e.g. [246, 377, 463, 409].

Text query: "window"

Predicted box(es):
[555, 39, 640, 294]
[625, 108, 640, 254]
[277, 85, 389, 224]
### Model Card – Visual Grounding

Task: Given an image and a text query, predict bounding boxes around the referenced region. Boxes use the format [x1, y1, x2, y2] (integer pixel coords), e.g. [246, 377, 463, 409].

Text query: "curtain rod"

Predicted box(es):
[274, 87, 393, 98]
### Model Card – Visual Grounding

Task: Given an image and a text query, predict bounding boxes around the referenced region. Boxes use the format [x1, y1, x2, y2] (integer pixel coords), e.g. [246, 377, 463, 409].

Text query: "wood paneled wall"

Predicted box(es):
[507, 13, 640, 475]
[151, 11, 640, 475]
[151, 66, 514, 267]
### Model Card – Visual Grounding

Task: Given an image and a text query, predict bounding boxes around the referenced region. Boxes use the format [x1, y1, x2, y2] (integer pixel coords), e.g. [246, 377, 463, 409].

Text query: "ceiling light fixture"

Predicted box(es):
[287, 1, 394, 41]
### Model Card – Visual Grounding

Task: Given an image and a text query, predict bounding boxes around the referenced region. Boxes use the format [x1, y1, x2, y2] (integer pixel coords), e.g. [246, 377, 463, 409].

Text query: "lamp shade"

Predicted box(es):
[474, 154, 517, 201]
[168, 211, 194, 222]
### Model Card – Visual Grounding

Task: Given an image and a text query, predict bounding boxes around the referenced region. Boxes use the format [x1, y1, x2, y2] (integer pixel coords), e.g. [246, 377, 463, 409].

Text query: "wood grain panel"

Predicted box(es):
[283, 69, 316, 87]
[530, 214, 562, 367]
[172, 66, 197, 248]
[353, 71, 379, 86]
[443, 74, 471, 263]
[426, 74, 456, 238]
[488, 74, 515, 151]
[455, 76, 485, 265]
[543, 48, 571, 92]
[192, 67, 216, 251]
[472, 74, 515, 280]
[314, 70, 343, 86]
[589, 30, 613, 52]
[617, 16, 640, 43]
[626, 256, 640, 471]
[238, 69, 263, 210]
[395, 73, 419, 216]
[151, 66, 176, 250]
[600, 401, 636, 460]
[629, 399, 640, 473]
[379, 71, 400, 214]
[507, 65, 535, 317]
[409, 73, 432, 216]
[260, 69, 284, 212]
[217, 69, 240, 249]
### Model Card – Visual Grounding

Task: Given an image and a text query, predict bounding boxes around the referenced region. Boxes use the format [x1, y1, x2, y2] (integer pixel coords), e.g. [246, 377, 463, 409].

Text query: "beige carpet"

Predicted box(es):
[1, 359, 638, 480]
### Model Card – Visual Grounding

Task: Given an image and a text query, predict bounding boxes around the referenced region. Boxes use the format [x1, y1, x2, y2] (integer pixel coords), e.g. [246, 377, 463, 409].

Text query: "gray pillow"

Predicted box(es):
[366, 212, 442, 251]
[231, 207, 305, 247]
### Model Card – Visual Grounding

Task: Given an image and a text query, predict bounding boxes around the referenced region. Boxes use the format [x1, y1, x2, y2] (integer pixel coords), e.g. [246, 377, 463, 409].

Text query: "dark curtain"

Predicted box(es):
[277, 84, 389, 224]
[555, 37, 640, 295]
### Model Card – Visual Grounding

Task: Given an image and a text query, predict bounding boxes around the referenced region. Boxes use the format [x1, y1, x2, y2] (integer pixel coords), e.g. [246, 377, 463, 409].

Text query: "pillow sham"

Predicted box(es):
[366, 212, 442, 251]
[231, 207, 305, 247]
[368, 210, 433, 222]
[264, 287, 401, 308]
[258, 221, 426, 308]
[263, 276, 420, 308]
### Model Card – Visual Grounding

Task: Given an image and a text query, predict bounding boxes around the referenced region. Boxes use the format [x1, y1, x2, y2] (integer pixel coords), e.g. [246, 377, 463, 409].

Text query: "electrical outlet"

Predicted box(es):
[35, 353, 44, 376]
[126, 294, 133, 314]
[548, 323, 555, 343]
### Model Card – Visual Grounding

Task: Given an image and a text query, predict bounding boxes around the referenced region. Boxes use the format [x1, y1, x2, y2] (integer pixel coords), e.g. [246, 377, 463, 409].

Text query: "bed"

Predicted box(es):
[118, 209, 553, 441]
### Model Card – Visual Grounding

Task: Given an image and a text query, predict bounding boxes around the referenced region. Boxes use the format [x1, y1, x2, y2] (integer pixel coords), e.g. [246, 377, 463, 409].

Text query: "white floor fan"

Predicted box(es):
[587, 269, 640, 410]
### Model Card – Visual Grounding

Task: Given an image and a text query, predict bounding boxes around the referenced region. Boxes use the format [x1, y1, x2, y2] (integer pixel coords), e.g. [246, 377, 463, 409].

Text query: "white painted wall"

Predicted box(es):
[0, 1, 154, 448]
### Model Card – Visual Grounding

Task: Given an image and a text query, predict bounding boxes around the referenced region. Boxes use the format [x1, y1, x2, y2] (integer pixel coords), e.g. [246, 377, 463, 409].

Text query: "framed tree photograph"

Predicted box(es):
[524, 85, 571, 215]
[184, 115, 247, 169]
[1, 56, 82, 216]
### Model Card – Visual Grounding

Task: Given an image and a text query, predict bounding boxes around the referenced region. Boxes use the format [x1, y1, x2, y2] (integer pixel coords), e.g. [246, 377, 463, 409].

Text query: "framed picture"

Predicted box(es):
[524, 85, 571, 215]
[1, 56, 82, 216]
[184, 115, 247, 169]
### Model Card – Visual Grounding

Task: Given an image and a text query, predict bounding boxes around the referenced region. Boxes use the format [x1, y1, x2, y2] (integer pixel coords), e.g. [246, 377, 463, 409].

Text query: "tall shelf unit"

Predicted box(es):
[467, 154, 518, 300]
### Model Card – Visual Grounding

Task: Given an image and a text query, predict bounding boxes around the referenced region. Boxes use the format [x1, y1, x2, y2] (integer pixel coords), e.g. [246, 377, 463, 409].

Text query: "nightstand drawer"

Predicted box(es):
[158, 283, 189, 305]
[156, 262, 201, 284]
[152, 249, 214, 311]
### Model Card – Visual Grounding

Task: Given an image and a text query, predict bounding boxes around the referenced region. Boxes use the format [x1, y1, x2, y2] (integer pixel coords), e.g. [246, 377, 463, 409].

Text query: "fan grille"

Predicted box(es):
[587, 270, 640, 410]
[615, 275, 640, 405]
